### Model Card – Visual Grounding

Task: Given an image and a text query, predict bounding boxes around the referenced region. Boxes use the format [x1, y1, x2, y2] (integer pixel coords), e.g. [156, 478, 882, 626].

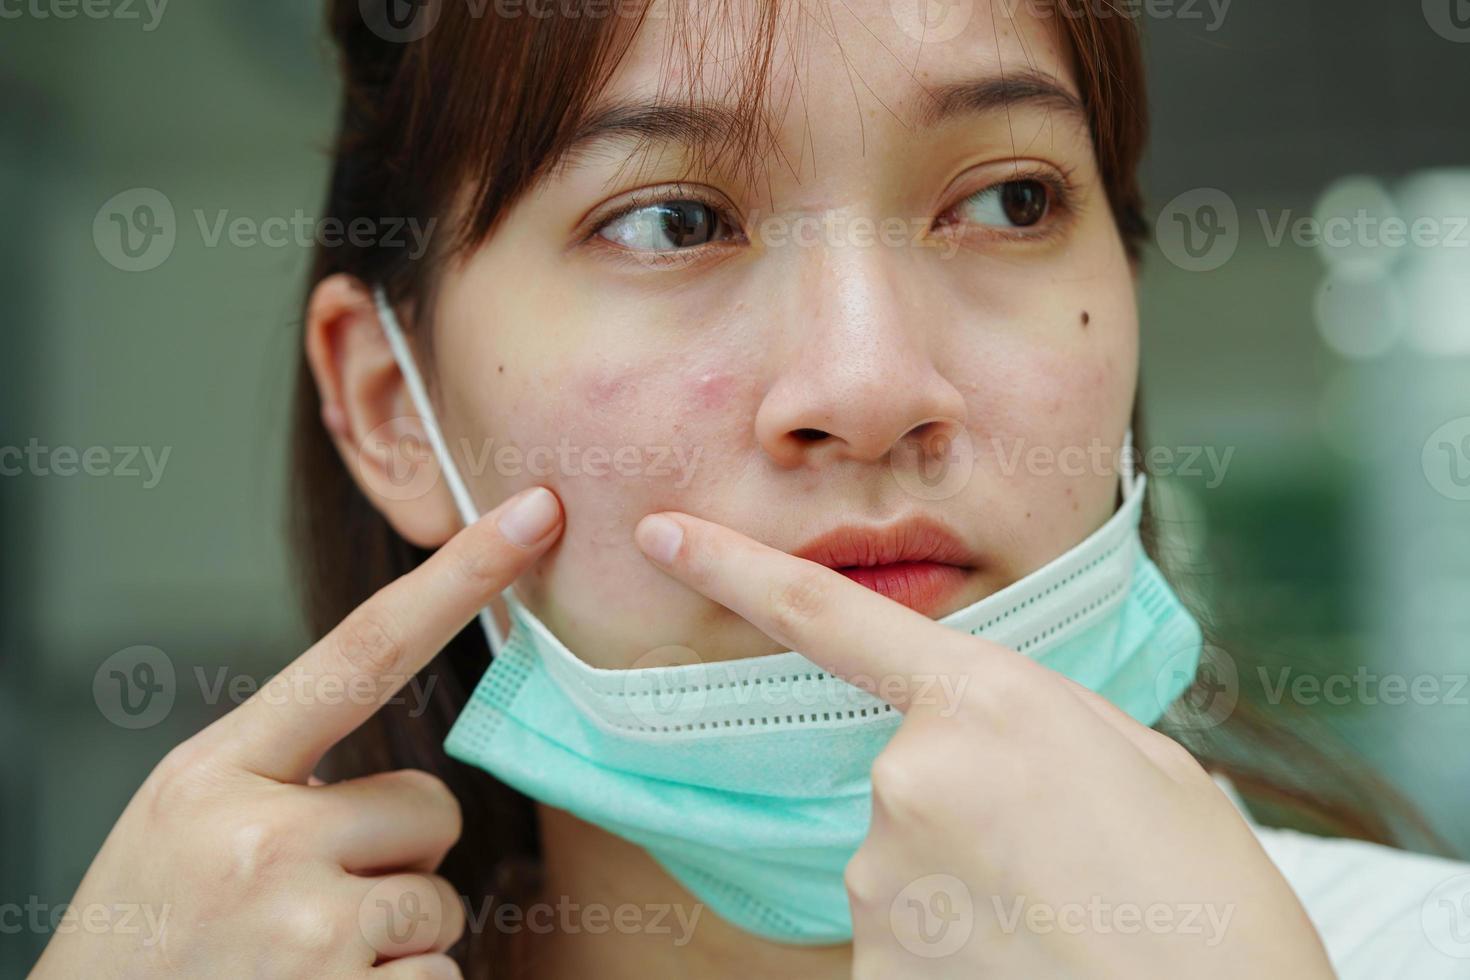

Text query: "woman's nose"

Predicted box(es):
[753, 240, 970, 469]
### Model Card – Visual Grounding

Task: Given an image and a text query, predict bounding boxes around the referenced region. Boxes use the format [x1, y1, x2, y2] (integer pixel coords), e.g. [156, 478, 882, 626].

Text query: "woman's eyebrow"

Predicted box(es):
[545, 68, 1084, 181]
[909, 68, 1085, 129]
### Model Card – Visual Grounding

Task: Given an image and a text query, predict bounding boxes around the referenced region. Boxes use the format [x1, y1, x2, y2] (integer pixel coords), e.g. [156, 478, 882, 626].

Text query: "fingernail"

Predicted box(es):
[498, 487, 559, 547]
[635, 514, 683, 565]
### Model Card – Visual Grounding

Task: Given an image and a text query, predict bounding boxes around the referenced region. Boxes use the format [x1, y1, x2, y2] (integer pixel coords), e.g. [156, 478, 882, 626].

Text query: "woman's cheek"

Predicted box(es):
[494, 349, 769, 665]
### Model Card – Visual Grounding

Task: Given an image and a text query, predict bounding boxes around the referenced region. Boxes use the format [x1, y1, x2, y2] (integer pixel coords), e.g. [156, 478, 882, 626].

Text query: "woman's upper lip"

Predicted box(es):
[793, 518, 978, 570]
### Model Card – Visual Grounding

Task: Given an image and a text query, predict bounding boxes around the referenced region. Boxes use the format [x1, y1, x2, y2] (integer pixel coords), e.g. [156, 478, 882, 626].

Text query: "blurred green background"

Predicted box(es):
[2, 2, 1467, 971]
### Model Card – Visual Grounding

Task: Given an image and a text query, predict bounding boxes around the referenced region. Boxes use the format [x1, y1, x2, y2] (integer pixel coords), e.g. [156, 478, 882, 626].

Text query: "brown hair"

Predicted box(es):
[291, 1, 1432, 975]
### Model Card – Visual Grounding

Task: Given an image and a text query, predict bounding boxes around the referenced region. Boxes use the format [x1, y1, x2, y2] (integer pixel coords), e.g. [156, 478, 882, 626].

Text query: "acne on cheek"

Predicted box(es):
[501, 358, 754, 497]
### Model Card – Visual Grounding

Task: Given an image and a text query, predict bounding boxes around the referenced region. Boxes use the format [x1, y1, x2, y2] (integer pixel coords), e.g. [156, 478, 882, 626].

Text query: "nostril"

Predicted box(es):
[792, 428, 829, 442]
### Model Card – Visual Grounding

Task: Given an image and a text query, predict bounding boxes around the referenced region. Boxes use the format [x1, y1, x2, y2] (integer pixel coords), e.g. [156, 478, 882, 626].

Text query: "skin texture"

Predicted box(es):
[417, 3, 1136, 670]
[35, 1, 1334, 977]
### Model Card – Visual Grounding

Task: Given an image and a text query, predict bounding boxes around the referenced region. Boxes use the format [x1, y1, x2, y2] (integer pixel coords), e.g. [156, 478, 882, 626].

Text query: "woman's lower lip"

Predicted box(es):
[835, 562, 969, 615]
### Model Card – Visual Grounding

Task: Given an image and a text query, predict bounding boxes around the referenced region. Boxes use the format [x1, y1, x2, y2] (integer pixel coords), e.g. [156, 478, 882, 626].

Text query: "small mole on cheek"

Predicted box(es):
[498, 364, 505, 374]
[1081, 311, 1090, 327]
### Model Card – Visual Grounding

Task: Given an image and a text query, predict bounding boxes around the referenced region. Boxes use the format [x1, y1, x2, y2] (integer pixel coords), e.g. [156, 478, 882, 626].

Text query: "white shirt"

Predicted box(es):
[1216, 776, 1470, 978]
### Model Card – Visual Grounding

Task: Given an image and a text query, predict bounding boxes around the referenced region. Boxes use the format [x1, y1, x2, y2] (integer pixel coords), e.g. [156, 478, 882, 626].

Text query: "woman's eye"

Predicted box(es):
[959, 179, 1052, 229]
[596, 199, 733, 252]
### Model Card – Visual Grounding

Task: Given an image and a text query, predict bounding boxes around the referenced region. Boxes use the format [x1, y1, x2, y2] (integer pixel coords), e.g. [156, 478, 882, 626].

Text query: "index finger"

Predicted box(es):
[217, 486, 563, 782]
[633, 511, 996, 710]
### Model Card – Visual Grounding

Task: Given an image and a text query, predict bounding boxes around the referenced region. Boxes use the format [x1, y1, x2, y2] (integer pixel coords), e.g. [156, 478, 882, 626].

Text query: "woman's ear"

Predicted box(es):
[304, 273, 462, 549]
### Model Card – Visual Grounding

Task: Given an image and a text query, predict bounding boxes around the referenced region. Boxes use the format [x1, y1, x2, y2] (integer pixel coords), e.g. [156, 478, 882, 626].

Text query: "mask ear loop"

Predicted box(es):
[1120, 427, 1139, 498]
[373, 284, 508, 654]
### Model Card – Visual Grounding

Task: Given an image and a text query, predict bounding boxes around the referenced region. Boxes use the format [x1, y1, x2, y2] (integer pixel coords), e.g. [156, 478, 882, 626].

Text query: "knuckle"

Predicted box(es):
[279, 897, 344, 954]
[965, 658, 1046, 727]
[143, 740, 217, 816]
[767, 568, 831, 640]
[843, 851, 882, 908]
[408, 955, 464, 980]
[396, 769, 464, 841]
[869, 749, 923, 815]
[334, 605, 406, 676]
[220, 813, 295, 883]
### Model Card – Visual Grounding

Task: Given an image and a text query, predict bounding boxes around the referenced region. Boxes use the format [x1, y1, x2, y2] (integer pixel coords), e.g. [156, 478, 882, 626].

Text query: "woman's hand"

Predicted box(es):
[633, 511, 1335, 979]
[33, 487, 564, 980]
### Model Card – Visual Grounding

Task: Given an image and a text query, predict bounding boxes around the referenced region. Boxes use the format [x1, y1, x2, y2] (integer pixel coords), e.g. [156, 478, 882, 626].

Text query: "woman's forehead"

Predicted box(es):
[607, 0, 1077, 114]
[561, 0, 1083, 189]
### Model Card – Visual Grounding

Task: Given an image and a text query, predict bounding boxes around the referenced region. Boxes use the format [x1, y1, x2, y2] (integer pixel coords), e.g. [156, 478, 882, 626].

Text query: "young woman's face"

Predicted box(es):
[426, 0, 1137, 667]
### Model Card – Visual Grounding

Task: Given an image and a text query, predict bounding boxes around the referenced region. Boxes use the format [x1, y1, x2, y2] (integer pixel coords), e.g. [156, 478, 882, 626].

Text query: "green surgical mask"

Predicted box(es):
[375, 285, 1204, 945]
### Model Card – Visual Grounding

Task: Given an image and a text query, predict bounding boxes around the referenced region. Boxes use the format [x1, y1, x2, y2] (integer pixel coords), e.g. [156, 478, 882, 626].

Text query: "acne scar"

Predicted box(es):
[583, 372, 639, 408]
[691, 371, 736, 411]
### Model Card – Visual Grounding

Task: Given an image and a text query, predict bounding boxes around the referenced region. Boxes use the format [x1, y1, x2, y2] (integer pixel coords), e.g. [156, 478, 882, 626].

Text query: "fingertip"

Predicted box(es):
[495, 486, 562, 548]
[634, 512, 685, 565]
